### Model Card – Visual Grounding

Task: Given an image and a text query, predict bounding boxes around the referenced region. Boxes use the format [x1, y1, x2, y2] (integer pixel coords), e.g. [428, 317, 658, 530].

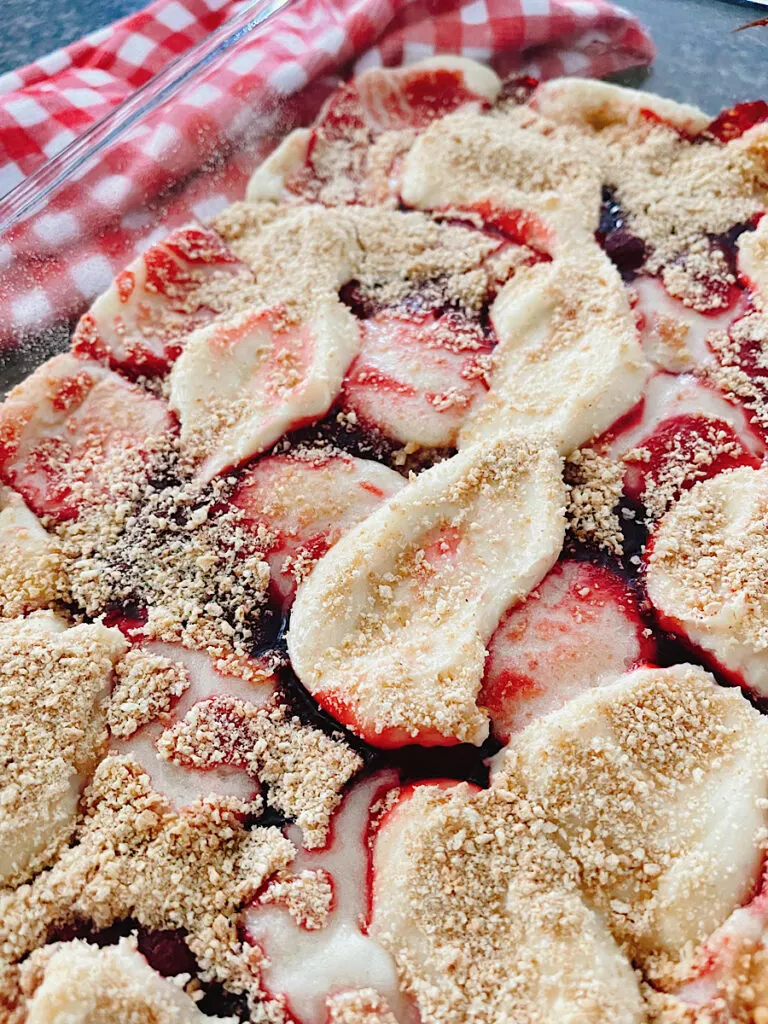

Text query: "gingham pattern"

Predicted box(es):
[0, 0, 653, 337]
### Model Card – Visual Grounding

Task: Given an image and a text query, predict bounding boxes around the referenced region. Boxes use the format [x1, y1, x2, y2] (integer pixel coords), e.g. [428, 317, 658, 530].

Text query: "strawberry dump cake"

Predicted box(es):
[5, 58, 768, 1023]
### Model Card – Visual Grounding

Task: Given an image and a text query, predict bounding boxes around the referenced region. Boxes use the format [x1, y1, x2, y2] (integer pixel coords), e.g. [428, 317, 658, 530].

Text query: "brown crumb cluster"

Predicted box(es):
[57, 446, 273, 679]
[564, 446, 624, 554]
[0, 756, 295, 1005]
[156, 696, 363, 848]
[326, 989, 399, 1023]
[108, 649, 191, 737]
[259, 870, 335, 931]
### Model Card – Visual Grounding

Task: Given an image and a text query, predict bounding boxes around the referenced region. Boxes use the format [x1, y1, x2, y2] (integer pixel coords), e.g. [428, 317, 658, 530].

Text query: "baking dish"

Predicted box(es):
[0, 0, 767, 396]
[1, 2, 768, 1019]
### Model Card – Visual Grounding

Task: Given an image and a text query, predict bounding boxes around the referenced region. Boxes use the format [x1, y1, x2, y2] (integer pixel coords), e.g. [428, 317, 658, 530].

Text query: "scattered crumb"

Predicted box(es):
[156, 697, 363, 848]
[564, 447, 624, 554]
[109, 649, 191, 738]
[0, 755, 295, 1004]
[259, 870, 334, 931]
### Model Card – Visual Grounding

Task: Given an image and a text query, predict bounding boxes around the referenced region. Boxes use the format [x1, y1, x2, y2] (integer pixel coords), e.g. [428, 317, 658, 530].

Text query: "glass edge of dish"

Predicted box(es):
[0, 0, 294, 236]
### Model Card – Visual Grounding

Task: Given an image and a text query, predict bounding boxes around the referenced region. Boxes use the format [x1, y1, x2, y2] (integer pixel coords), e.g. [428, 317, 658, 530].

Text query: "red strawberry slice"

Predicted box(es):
[606, 371, 764, 515]
[631, 274, 746, 371]
[479, 559, 654, 742]
[72, 224, 250, 377]
[341, 303, 495, 448]
[243, 770, 416, 1024]
[0, 354, 175, 522]
[355, 60, 498, 132]
[111, 641, 276, 811]
[281, 59, 499, 205]
[230, 451, 405, 609]
[708, 101, 768, 143]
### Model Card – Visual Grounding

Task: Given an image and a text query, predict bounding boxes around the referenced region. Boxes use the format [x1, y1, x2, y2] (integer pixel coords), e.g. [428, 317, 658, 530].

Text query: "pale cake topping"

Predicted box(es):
[0, 614, 126, 887]
[169, 298, 361, 482]
[458, 251, 648, 454]
[372, 782, 645, 1024]
[530, 78, 711, 136]
[372, 666, 768, 1023]
[287, 433, 565, 747]
[0, 488, 68, 617]
[19, 937, 236, 1024]
[647, 466, 768, 696]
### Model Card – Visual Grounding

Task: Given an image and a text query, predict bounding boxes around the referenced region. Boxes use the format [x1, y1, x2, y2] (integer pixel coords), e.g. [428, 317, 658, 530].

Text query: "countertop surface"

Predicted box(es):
[1, 0, 767, 107]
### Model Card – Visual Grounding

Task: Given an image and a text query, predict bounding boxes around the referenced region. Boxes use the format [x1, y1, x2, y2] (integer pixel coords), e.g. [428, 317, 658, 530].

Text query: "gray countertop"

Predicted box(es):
[619, 0, 768, 110]
[1, 0, 767, 110]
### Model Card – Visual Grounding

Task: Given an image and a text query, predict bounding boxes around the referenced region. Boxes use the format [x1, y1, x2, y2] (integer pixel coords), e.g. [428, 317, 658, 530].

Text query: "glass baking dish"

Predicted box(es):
[0, 0, 767, 395]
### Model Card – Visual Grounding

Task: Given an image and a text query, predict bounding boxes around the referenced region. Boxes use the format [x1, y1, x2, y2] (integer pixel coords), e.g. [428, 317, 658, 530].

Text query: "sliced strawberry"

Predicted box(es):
[243, 770, 415, 1024]
[72, 224, 250, 377]
[475, 202, 555, 256]
[341, 303, 494, 448]
[623, 413, 761, 512]
[111, 641, 276, 811]
[480, 559, 654, 742]
[279, 58, 499, 205]
[230, 451, 405, 608]
[708, 100, 768, 143]
[169, 299, 360, 483]
[606, 371, 764, 515]
[0, 354, 175, 521]
[355, 58, 499, 131]
[631, 274, 746, 371]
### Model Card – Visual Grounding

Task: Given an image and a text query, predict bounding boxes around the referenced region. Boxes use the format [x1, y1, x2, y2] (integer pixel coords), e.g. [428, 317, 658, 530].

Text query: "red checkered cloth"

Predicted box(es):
[0, 0, 653, 337]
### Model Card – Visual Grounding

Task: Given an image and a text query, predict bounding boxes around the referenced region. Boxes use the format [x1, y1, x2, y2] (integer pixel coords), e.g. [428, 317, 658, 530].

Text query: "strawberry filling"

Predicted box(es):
[481, 560, 655, 742]
[72, 224, 248, 378]
[341, 303, 494, 448]
[284, 65, 494, 204]
[621, 412, 761, 507]
[230, 451, 404, 609]
[707, 101, 768, 143]
[0, 356, 175, 521]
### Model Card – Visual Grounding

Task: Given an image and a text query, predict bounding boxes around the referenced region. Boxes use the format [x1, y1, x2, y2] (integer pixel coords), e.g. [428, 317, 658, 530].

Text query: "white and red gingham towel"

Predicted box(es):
[0, 0, 654, 336]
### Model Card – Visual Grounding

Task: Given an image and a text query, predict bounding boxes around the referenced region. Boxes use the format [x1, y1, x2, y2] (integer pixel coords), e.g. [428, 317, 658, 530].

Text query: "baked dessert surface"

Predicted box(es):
[3, 59, 768, 1023]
